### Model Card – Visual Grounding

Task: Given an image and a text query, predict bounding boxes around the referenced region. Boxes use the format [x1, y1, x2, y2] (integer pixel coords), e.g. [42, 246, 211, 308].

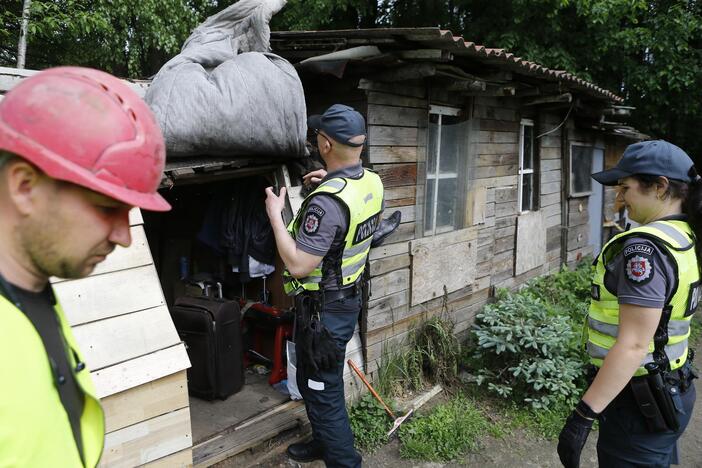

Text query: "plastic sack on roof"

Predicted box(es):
[145, 0, 307, 159]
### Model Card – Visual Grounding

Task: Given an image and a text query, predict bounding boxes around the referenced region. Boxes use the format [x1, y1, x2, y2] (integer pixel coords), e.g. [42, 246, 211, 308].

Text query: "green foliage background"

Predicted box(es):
[2, 0, 702, 155]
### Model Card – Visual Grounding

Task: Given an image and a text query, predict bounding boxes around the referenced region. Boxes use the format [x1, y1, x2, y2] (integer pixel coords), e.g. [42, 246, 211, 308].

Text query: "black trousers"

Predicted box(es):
[597, 377, 696, 467]
[296, 293, 362, 468]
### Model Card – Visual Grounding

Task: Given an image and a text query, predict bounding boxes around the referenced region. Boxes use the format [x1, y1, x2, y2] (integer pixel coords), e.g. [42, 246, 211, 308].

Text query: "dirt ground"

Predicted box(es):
[247, 387, 702, 468]
[242, 320, 702, 468]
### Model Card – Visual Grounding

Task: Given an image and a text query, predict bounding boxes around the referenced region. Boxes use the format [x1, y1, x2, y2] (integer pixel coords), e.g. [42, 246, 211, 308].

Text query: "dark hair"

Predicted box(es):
[633, 172, 702, 268]
[0, 151, 20, 170]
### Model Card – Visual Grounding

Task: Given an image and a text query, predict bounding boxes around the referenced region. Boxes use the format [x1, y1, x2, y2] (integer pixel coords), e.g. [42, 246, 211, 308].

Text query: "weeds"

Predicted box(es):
[348, 393, 392, 452]
[376, 313, 461, 398]
[399, 395, 496, 461]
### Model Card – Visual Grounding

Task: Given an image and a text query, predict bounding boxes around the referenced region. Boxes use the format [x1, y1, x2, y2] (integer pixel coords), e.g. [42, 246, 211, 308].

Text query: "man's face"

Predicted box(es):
[18, 179, 132, 279]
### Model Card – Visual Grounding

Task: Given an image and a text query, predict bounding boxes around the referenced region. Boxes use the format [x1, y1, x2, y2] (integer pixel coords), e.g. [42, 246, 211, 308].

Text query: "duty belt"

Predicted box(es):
[299, 282, 361, 305]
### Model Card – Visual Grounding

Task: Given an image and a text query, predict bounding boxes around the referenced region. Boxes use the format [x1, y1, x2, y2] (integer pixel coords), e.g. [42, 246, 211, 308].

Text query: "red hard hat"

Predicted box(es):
[0, 66, 170, 211]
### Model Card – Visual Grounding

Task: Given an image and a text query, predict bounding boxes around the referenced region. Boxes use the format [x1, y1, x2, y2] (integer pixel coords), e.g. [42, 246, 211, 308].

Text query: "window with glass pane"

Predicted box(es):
[518, 120, 536, 212]
[570, 144, 594, 196]
[424, 111, 468, 235]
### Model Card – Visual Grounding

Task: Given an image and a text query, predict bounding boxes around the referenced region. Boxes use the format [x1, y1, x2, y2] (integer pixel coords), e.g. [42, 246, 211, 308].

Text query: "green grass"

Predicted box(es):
[398, 395, 499, 462]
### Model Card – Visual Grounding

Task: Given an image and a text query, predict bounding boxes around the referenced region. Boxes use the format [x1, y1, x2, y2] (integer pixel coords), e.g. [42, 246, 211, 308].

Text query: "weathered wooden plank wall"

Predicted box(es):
[360, 88, 575, 379]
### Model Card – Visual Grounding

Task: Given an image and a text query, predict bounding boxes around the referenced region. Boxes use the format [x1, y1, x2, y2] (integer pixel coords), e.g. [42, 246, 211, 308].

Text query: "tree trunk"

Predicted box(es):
[17, 0, 32, 69]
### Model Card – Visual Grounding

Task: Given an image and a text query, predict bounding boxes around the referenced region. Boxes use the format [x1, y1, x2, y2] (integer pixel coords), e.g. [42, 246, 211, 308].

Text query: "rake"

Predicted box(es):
[347, 359, 414, 437]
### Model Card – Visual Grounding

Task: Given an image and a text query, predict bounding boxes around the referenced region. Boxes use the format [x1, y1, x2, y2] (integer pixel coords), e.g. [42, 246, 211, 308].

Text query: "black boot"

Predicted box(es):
[286, 440, 324, 463]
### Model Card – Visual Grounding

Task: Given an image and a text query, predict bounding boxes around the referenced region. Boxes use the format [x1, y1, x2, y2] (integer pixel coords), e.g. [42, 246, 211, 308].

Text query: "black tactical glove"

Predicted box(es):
[557, 400, 598, 468]
[309, 320, 344, 371]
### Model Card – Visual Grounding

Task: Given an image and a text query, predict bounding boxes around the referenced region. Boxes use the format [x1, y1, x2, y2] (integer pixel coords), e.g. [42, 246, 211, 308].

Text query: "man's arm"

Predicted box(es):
[264, 187, 323, 278]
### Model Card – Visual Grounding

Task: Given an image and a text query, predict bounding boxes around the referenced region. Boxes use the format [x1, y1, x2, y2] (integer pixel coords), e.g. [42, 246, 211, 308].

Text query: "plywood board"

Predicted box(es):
[91, 344, 190, 399]
[410, 228, 477, 306]
[102, 371, 189, 433]
[55, 264, 165, 326]
[100, 407, 192, 467]
[515, 211, 547, 275]
[72, 305, 180, 371]
[142, 448, 192, 467]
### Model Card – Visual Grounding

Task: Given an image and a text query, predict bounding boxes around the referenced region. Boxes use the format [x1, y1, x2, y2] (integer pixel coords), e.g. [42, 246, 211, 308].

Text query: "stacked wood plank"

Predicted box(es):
[52, 209, 192, 467]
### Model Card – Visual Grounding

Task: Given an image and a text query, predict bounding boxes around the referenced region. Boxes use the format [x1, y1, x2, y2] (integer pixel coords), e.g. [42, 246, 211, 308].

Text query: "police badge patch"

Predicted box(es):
[303, 212, 321, 234]
[302, 204, 325, 235]
[625, 254, 653, 283]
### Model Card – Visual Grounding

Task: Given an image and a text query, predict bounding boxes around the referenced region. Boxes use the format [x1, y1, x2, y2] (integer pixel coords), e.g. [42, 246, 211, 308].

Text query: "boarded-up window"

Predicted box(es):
[519, 119, 536, 212]
[570, 144, 594, 196]
[410, 227, 477, 305]
[424, 105, 470, 235]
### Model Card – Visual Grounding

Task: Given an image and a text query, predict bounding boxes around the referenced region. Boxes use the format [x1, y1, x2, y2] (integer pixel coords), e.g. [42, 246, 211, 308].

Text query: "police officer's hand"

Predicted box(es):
[303, 169, 327, 186]
[264, 186, 287, 222]
[557, 400, 598, 468]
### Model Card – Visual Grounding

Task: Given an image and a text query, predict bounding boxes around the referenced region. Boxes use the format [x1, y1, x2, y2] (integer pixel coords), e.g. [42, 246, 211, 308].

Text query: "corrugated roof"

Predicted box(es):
[271, 27, 623, 103]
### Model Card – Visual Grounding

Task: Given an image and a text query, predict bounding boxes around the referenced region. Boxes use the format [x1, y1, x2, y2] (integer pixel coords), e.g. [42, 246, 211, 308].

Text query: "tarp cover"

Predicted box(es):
[145, 0, 307, 158]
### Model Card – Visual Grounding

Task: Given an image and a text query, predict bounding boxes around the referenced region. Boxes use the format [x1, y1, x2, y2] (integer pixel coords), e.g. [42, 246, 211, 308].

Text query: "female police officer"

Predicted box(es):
[557, 140, 700, 468]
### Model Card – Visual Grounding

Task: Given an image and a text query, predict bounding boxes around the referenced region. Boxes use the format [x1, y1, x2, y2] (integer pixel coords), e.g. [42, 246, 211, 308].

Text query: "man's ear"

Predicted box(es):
[4, 161, 46, 216]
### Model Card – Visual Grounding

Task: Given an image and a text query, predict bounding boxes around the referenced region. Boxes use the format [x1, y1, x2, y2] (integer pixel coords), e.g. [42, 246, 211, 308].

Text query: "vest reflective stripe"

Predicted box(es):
[0, 295, 105, 467]
[345, 237, 373, 258]
[588, 220, 699, 376]
[284, 169, 383, 294]
[647, 221, 693, 249]
[588, 340, 688, 367]
[588, 316, 691, 338]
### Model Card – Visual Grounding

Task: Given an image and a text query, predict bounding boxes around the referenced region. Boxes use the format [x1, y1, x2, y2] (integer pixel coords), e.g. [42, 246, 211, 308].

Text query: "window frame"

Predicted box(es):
[423, 104, 466, 236]
[518, 119, 536, 213]
[569, 142, 595, 197]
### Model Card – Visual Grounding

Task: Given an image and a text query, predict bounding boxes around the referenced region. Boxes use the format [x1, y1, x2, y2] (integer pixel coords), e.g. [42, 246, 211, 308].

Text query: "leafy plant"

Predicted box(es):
[399, 395, 495, 461]
[466, 261, 593, 410]
[348, 393, 392, 452]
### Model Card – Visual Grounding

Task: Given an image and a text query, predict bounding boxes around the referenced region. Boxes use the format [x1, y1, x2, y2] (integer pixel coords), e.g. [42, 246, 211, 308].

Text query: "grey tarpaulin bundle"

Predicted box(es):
[145, 0, 308, 158]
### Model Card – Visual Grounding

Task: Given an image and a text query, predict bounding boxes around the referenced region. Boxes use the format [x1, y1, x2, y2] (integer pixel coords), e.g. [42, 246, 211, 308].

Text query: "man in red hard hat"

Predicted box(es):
[0, 67, 170, 467]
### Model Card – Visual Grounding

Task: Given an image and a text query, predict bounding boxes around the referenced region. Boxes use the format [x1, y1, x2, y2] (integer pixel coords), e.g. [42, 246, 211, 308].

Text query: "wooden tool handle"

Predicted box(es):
[348, 359, 395, 419]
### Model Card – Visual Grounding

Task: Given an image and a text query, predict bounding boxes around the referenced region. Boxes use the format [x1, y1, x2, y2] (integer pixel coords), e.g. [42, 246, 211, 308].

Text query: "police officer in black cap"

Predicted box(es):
[557, 140, 700, 467]
[265, 104, 384, 467]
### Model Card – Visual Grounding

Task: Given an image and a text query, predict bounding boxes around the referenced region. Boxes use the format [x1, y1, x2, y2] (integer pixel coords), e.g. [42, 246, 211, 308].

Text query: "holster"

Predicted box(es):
[629, 377, 671, 432]
[629, 369, 682, 433]
[293, 292, 343, 373]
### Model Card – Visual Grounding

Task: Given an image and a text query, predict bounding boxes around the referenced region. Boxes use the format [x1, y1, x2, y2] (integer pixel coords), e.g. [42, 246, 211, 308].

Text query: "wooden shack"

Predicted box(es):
[0, 27, 641, 467]
[269, 27, 641, 384]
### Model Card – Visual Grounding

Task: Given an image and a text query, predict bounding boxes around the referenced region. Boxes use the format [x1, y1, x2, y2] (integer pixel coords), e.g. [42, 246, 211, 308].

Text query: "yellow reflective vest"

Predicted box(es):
[284, 168, 384, 295]
[588, 220, 700, 376]
[0, 294, 105, 467]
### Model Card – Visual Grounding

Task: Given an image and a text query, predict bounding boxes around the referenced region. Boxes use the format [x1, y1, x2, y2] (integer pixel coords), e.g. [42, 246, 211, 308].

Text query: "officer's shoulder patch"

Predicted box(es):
[623, 243, 655, 285]
[623, 242, 654, 257]
[302, 204, 325, 235]
[307, 204, 326, 218]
